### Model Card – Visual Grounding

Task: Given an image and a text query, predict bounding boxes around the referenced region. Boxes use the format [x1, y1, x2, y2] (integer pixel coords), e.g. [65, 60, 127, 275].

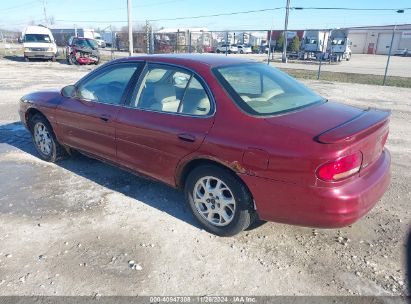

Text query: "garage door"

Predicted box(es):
[376, 33, 401, 55]
[349, 33, 367, 54]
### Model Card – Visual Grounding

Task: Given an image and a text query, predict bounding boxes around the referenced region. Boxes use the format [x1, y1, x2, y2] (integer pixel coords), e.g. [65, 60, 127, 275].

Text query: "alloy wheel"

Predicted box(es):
[193, 176, 236, 226]
[33, 122, 52, 156]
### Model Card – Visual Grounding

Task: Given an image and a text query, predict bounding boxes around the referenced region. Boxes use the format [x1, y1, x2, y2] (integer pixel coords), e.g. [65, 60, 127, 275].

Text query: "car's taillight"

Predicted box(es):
[316, 152, 363, 182]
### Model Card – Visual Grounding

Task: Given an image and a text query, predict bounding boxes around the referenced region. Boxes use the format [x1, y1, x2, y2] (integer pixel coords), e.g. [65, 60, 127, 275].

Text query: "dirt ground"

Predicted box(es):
[0, 58, 410, 297]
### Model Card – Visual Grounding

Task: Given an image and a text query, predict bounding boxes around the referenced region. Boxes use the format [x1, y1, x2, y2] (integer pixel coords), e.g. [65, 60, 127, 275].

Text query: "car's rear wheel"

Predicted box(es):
[30, 114, 66, 162]
[185, 165, 256, 236]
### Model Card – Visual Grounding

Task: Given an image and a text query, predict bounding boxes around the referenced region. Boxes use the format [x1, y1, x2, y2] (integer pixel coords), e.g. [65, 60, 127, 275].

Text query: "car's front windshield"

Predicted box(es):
[24, 34, 52, 43]
[213, 63, 325, 116]
[75, 39, 98, 49]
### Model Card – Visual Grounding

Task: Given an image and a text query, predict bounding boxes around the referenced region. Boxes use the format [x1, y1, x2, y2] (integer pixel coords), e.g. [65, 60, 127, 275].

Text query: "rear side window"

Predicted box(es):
[180, 78, 211, 115]
[77, 63, 139, 105]
[131, 64, 212, 116]
[213, 63, 324, 116]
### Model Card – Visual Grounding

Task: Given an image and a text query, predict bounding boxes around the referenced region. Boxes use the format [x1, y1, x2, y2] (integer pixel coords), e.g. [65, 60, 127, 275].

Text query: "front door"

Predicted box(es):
[56, 62, 141, 160]
[116, 63, 215, 185]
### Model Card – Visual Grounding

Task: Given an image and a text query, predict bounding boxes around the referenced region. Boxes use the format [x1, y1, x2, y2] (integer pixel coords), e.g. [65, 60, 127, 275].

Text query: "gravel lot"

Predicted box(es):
[0, 58, 410, 297]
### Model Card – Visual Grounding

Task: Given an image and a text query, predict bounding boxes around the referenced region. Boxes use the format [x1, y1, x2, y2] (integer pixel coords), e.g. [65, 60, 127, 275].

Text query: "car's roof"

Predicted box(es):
[116, 54, 256, 68]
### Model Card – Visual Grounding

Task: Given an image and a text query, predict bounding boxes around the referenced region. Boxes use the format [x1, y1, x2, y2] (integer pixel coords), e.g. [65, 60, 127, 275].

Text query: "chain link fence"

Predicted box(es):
[1, 27, 410, 88]
[0, 31, 21, 57]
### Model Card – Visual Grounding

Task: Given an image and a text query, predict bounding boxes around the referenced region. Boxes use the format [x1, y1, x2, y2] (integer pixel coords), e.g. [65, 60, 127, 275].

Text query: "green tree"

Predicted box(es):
[290, 36, 300, 52]
[275, 34, 285, 51]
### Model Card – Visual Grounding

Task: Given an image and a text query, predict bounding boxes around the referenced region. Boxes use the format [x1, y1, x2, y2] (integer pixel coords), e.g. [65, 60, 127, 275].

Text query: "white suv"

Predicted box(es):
[237, 44, 252, 54]
[216, 44, 238, 54]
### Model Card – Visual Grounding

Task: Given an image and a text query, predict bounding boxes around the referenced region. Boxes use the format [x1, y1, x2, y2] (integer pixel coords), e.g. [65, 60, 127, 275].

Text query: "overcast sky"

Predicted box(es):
[1, 0, 410, 32]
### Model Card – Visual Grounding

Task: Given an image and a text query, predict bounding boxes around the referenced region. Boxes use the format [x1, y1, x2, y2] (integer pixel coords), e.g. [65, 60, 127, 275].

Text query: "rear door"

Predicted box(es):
[116, 63, 215, 185]
[56, 62, 141, 161]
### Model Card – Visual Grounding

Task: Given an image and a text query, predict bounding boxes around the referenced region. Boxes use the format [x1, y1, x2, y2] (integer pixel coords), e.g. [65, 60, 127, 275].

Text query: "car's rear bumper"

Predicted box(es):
[240, 149, 391, 228]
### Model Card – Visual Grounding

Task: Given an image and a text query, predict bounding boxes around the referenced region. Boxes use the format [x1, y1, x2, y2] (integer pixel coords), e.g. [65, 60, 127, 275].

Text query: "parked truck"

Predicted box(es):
[101, 31, 115, 48]
[299, 30, 330, 60]
[328, 29, 351, 61]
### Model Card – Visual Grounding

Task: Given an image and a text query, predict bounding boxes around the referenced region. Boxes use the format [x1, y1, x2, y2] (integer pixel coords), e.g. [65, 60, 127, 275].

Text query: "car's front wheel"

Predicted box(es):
[185, 165, 256, 236]
[30, 114, 66, 162]
[68, 54, 78, 65]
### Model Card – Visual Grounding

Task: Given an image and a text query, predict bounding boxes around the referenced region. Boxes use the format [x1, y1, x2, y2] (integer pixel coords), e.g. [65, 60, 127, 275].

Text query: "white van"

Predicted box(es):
[22, 25, 58, 61]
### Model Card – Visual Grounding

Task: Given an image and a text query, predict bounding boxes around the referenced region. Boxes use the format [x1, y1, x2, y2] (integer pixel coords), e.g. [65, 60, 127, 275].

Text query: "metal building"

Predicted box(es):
[347, 24, 411, 54]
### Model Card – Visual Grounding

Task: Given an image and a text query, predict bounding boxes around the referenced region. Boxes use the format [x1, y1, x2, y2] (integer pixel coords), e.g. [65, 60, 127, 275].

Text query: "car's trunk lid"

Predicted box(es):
[264, 101, 390, 175]
[314, 108, 390, 144]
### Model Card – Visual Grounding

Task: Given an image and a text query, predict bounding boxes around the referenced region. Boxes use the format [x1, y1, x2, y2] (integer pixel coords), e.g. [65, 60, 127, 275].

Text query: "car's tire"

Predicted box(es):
[29, 114, 66, 162]
[68, 54, 78, 65]
[51, 56, 56, 62]
[185, 164, 256, 236]
[216, 50, 221, 53]
[240, 50, 244, 54]
[24, 56, 30, 62]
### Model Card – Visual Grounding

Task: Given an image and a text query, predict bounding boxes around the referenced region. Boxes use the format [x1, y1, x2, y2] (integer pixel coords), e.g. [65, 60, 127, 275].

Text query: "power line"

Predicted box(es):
[56, 6, 410, 24]
[47, 0, 187, 15]
[55, 7, 284, 24]
[1, 0, 39, 11]
[5, 6, 411, 28]
[292, 7, 411, 11]
[148, 7, 285, 21]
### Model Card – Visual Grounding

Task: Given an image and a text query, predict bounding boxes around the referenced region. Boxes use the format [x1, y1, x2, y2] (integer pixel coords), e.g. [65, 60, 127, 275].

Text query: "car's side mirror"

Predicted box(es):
[61, 85, 76, 98]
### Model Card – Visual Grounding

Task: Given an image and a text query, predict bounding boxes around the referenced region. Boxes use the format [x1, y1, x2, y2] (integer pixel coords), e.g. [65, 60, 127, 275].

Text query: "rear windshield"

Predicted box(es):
[213, 63, 324, 116]
[24, 34, 52, 43]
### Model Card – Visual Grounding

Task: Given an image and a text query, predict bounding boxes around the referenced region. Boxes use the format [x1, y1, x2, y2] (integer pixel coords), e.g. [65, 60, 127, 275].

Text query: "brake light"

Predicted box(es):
[316, 152, 363, 181]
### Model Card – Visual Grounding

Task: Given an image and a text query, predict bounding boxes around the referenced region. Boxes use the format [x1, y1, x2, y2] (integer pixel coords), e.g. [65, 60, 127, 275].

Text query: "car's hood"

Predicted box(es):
[263, 101, 364, 139]
[21, 90, 62, 107]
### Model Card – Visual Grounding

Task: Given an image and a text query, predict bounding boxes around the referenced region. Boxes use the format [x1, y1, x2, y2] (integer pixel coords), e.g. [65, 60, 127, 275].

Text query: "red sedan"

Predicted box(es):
[19, 55, 391, 236]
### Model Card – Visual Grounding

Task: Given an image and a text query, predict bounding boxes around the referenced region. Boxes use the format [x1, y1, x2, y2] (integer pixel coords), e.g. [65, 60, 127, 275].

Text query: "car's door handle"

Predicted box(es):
[178, 133, 196, 142]
[99, 115, 110, 122]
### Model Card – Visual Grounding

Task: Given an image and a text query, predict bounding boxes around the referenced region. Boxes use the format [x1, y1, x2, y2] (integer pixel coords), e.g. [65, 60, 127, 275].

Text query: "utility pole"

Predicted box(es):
[383, 9, 404, 85]
[146, 20, 150, 54]
[282, 0, 291, 63]
[383, 24, 396, 86]
[267, 29, 273, 65]
[127, 0, 133, 56]
[42, 0, 48, 25]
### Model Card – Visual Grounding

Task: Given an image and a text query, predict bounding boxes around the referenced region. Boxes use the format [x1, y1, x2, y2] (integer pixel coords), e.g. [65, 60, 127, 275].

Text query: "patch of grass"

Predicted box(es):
[278, 68, 411, 88]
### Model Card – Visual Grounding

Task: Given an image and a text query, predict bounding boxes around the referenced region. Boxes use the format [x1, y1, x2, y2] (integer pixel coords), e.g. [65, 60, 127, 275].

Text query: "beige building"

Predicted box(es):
[348, 24, 411, 54]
